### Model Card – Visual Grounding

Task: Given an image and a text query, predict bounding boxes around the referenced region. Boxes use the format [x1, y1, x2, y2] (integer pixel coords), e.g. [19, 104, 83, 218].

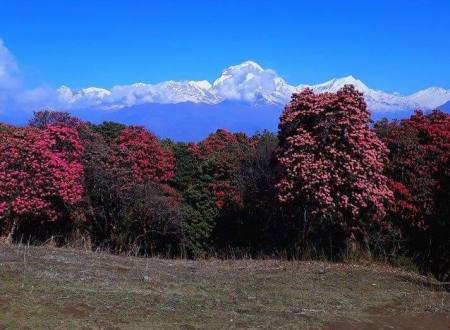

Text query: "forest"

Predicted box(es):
[0, 85, 449, 281]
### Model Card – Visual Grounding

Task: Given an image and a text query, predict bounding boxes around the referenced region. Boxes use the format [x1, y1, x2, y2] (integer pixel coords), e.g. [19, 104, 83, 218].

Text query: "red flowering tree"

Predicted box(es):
[276, 86, 393, 245]
[0, 123, 84, 241]
[376, 110, 450, 228]
[115, 126, 175, 185]
[374, 110, 450, 279]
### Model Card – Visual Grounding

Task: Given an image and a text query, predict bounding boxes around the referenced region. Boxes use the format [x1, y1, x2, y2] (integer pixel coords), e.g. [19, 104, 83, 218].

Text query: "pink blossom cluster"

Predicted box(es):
[116, 126, 175, 184]
[0, 123, 84, 221]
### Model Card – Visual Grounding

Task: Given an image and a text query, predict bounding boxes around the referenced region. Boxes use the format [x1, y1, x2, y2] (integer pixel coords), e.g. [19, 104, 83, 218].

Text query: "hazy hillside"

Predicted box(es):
[439, 100, 450, 112]
[1, 100, 443, 141]
[71, 101, 281, 141]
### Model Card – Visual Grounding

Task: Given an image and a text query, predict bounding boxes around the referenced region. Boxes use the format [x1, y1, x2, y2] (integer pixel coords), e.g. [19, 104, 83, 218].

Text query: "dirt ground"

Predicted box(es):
[0, 243, 448, 329]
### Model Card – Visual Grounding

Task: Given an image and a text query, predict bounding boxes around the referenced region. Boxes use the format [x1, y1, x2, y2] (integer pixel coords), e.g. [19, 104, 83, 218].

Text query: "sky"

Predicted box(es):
[0, 0, 449, 94]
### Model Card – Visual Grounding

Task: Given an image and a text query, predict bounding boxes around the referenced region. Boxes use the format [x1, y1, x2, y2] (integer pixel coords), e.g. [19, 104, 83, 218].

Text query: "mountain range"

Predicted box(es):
[56, 61, 450, 113]
[2, 61, 450, 141]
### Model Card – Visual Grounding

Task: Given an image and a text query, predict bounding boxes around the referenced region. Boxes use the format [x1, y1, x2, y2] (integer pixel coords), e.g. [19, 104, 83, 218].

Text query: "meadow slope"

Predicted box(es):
[0, 243, 449, 329]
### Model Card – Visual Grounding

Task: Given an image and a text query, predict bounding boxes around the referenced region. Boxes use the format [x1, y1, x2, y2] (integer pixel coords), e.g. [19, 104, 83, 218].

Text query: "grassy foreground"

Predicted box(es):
[0, 243, 449, 329]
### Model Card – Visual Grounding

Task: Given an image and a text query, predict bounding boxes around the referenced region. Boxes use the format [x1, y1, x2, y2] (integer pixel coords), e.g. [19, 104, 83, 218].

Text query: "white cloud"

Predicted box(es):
[212, 61, 295, 104]
[0, 39, 20, 89]
[0, 40, 63, 113]
[0, 39, 22, 110]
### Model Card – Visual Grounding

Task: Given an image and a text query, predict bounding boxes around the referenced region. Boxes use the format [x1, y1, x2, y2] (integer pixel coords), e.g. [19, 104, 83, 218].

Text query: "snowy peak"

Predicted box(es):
[152, 80, 218, 104]
[296, 76, 417, 113]
[297, 76, 450, 113]
[189, 80, 213, 90]
[408, 87, 450, 109]
[218, 60, 264, 77]
[299, 75, 370, 94]
[213, 61, 265, 88]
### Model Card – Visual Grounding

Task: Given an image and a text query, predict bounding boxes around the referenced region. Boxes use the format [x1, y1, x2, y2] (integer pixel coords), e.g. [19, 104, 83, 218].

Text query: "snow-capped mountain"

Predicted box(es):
[52, 61, 450, 114]
[298, 75, 371, 94]
[408, 87, 450, 109]
[297, 76, 420, 113]
[56, 80, 219, 109]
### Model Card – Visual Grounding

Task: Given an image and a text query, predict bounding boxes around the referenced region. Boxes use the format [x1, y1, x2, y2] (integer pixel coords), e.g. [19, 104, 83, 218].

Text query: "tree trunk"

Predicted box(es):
[350, 232, 357, 253]
[5, 219, 17, 244]
[362, 230, 372, 259]
[298, 207, 312, 259]
[347, 231, 371, 259]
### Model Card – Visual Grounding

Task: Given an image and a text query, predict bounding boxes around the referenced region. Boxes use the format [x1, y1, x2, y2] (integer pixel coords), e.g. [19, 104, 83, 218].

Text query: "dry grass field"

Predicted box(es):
[0, 242, 449, 329]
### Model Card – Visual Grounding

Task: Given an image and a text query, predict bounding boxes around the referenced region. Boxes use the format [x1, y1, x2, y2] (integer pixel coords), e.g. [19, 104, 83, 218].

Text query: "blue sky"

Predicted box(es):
[1, 0, 449, 93]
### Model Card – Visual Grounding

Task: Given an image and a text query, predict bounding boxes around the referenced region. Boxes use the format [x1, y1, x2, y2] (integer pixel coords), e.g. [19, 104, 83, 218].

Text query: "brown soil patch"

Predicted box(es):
[59, 303, 93, 318]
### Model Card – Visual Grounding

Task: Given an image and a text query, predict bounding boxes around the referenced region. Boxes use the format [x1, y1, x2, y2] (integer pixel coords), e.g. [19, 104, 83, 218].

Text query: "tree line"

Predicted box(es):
[0, 85, 448, 280]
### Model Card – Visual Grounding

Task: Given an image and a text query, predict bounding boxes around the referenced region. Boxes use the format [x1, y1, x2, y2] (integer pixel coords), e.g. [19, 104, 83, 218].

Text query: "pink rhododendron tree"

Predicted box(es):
[0, 123, 84, 240]
[276, 85, 393, 244]
[115, 126, 175, 185]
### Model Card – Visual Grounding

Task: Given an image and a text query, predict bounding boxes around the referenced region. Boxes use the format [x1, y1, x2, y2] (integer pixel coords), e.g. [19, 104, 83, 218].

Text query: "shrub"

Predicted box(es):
[28, 110, 83, 129]
[233, 131, 283, 253]
[81, 127, 182, 254]
[374, 110, 450, 280]
[91, 121, 127, 142]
